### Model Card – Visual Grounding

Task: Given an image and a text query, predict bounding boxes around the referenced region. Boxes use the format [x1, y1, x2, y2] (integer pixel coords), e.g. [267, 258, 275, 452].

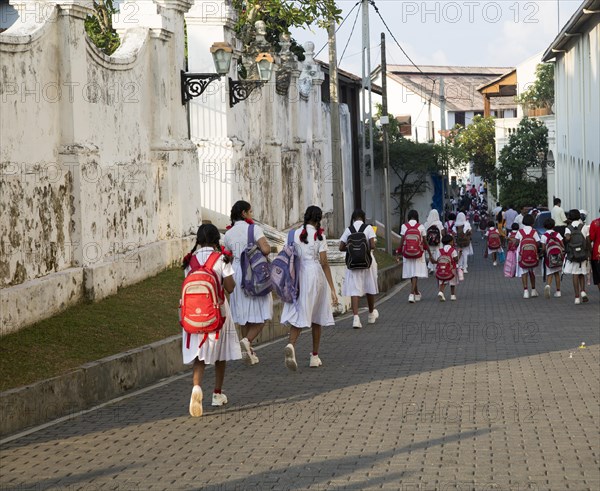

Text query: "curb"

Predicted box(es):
[0, 264, 404, 438]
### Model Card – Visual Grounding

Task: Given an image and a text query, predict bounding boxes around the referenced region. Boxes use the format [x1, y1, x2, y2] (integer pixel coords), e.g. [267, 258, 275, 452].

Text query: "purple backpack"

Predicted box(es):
[271, 230, 300, 304]
[240, 224, 272, 297]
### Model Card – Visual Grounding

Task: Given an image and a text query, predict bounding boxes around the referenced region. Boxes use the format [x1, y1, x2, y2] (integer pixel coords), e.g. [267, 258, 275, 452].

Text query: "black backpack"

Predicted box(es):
[566, 223, 588, 263]
[426, 225, 441, 246]
[345, 224, 373, 270]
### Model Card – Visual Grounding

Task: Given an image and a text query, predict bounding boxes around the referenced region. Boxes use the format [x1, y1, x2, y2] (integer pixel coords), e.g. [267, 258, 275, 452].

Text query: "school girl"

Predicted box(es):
[445, 212, 457, 236]
[437, 234, 461, 302]
[424, 209, 444, 274]
[397, 210, 434, 303]
[452, 212, 473, 273]
[540, 218, 563, 298]
[282, 206, 339, 370]
[223, 200, 273, 365]
[514, 214, 541, 298]
[563, 209, 591, 304]
[339, 209, 379, 329]
[182, 225, 241, 417]
[484, 220, 503, 266]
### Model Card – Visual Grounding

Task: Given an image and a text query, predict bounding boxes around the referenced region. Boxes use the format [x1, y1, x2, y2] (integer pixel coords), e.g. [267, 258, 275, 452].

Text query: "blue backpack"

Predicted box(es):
[271, 230, 300, 304]
[240, 224, 272, 297]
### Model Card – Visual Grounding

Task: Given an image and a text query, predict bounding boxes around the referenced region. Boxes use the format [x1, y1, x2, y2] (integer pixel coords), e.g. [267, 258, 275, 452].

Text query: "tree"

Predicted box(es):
[497, 117, 549, 208]
[232, 0, 341, 60]
[451, 115, 497, 183]
[373, 108, 439, 227]
[85, 0, 120, 55]
[517, 63, 554, 110]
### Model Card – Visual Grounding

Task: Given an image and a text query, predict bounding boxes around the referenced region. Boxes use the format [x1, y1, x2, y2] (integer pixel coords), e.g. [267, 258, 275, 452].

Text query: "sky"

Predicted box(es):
[290, 0, 583, 75]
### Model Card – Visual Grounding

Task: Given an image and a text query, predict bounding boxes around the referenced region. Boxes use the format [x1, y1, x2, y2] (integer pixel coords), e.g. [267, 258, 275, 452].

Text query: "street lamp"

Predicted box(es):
[228, 52, 273, 108]
[180, 42, 273, 108]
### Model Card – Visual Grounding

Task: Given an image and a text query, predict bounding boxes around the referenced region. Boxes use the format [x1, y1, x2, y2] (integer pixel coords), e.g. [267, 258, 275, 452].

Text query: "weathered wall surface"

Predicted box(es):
[0, 0, 200, 334]
[186, 2, 351, 234]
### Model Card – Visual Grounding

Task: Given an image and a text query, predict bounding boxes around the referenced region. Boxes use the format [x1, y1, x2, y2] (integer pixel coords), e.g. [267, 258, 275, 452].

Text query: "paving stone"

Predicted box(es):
[1, 239, 598, 490]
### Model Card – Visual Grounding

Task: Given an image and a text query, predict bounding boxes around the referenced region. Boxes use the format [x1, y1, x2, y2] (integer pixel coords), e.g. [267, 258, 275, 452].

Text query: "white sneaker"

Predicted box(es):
[450, 295, 457, 301]
[523, 290, 530, 299]
[408, 294, 415, 303]
[284, 344, 297, 371]
[463, 268, 468, 274]
[309, 354, 322, 368]
[189, 385, 203, 417]
[240, 337, 252, 365]
[248, 351, 259, 365]
[438, 291, 446, 302]
[581, 291, 589, 303]
[575, 297, 581, 305]
[414, 293, 422, 302]
[544, 285, 551, 298]
[367, 310, 379, 324]
[352, 315, 362, 329]
[493, 261, 497, 266]
[211, 392, 228, 407]
[531, 289, 539, 298]
[554, 291, 562, 298]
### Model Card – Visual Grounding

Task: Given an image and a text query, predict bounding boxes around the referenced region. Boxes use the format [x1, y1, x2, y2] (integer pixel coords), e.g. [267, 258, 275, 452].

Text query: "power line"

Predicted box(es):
[339, 2, 362, 65]
[369, 0, 436, 84]
[314, 1, 361, 58]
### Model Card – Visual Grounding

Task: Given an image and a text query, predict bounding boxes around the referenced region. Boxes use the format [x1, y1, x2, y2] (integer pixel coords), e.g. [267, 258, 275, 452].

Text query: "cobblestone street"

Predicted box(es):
[1, 238, 599, 491]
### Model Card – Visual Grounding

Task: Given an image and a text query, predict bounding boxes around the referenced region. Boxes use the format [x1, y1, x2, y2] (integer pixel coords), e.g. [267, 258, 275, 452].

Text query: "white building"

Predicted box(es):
[480, 52, 557, 208]
[542, 0, 600, 217]
[369, 65, 517, 225]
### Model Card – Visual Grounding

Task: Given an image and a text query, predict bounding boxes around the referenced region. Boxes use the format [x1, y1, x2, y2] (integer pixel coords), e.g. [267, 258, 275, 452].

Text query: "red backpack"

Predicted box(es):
[436, 247, 456, 281]
[545, 231, 564, 269]
[180, 252, 226, 349]
[518, 229, 539, 269]
[488, 229, 501, 250]
[402, 223, 424, 259]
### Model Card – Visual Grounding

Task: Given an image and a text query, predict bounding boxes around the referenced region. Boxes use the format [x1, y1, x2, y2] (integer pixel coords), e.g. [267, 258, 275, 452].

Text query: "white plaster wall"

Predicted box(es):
[0, 0, 201, 334]
[554, 23, 600, 216]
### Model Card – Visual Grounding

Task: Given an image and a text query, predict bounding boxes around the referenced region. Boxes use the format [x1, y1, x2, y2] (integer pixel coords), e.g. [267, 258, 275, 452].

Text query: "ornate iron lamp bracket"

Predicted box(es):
[181, 71, 221, 105]
[229, 78, 266, 107]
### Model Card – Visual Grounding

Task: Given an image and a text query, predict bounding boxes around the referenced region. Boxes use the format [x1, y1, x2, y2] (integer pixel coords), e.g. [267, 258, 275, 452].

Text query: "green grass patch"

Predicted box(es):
[0, 267, 183, 392]
[374, 236, 399, 269]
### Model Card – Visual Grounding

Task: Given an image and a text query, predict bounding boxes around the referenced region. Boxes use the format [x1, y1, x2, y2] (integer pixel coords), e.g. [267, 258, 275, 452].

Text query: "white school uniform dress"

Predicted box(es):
[281, 225, 335, 329]
[484, 228, 504, 255]
[400, 220, 428, 279]
[224, 221, 273, 325]
[437, 245, 460, 286]
[540, 230, 564, 275]
[515, 225, 541, 277]
[181, 247, 242, 365]
[339, 221, 379, 296]
[563, 220, 590, 275]
[452, 222, 473, 269]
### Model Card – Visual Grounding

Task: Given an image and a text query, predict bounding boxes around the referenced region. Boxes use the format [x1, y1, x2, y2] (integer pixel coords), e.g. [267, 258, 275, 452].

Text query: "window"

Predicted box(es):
[474, 111, 484, 117]
[454, 111, 466, 127]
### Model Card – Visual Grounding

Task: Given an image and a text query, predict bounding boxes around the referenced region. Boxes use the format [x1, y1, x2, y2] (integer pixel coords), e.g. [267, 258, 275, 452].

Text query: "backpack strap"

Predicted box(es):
[358, 223, 368, 234]
[247, 223, 255, 245]
[349, 225, 357, 234]
[287, 229, 296, 246]
[188, 255, 201, 273]
[203, 251, 221, 271]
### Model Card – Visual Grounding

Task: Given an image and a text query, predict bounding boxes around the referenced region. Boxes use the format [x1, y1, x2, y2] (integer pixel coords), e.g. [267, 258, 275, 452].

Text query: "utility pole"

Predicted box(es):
[380, 33, 392, 254]
[439, 77, 447, 218]
[361, 0, 374, 220]
[329, 19, 345, 237]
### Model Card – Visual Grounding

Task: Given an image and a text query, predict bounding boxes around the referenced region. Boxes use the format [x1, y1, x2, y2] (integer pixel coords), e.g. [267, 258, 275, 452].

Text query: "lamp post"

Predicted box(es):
[180, 41, 274, 107]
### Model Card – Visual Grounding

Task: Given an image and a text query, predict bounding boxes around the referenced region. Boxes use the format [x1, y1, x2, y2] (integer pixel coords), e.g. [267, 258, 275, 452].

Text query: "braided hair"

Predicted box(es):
[229, 200, 251, 228]
[300, 205, 323, 244]
[182, 224, 230, 269]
